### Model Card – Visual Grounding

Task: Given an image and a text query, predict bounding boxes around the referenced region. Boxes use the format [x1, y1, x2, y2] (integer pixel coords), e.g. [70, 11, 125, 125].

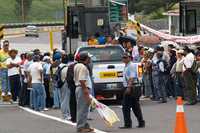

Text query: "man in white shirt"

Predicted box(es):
[28, 55, 46, 111]
[74, 52, 94, 133]
[6, 49, 21, 102]
[183, 46, 197, 105]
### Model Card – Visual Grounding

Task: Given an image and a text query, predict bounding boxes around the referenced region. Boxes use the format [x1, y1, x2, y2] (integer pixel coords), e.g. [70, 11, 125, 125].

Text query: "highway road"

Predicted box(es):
[6, 32, 62, 53]
[1, 99, 200, 133]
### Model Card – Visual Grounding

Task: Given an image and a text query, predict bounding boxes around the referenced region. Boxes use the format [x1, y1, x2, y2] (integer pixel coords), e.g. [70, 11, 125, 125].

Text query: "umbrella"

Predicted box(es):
[137, 35, 161, 46]
[118, 36, 136, 46]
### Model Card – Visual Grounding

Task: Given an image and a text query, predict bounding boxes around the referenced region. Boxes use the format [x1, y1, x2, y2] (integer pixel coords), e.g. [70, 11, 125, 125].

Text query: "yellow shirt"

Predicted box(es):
[88, 39, 98, 45]
[0, 50, 9, 68]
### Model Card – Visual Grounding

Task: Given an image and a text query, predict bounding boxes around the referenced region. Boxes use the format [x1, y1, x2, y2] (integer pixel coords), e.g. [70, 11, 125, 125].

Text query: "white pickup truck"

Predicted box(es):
[75, 45, 143, 100]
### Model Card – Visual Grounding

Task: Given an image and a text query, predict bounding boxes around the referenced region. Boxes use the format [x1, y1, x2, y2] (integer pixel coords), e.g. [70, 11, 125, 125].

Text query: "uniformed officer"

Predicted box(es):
[119, 52, 145, 129]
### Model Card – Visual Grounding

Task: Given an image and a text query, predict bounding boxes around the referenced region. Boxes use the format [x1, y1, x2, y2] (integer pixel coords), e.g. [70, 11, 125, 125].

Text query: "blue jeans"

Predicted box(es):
[142, 73, 152, 97]
[0, 69, 10, 93]
[32, 83, 46, 111]
[76, 86, 90, 130]
[61, 82, 71, 119]
[158, 74, 167, 101]
[53, 87, 61, 108]
[30, 89, 34, 109]
[152, 71, 159, 100]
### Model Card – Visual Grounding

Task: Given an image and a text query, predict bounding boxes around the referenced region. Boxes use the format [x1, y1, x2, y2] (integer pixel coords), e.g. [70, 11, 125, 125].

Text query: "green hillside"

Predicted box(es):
[0, 0, 64, 24]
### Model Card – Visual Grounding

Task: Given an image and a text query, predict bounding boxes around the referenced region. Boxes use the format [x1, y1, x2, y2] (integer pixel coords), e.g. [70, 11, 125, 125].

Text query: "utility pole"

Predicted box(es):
[63, 0, 67, 28]
[21, 0, 25, 22]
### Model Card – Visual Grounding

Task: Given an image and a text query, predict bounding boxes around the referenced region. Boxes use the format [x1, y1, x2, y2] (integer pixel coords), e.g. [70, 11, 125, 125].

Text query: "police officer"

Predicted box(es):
[119, 52, 145, 129]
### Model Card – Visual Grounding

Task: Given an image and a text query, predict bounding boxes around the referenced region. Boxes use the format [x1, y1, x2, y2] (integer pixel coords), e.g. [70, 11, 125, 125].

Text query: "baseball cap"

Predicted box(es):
[53, 52, 62, 61]
[43, 56, 51, 61]
[79, 52, 91, 61]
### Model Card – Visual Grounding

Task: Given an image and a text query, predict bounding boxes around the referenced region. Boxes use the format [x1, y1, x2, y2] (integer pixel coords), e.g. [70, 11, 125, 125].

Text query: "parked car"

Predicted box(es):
[25, 25, 39, 37]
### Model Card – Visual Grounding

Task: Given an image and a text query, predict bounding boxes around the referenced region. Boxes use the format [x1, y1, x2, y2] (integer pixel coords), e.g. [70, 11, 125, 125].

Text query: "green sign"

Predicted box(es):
[109, 0, 128, 23]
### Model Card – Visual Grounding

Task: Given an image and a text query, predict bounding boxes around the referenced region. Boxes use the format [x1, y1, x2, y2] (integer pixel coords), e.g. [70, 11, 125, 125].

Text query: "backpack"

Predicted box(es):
[191, 60, 199, 75]
[54, 65, 67, 88]
[66, 62, 77, 91]
[157, 59, 169, 74]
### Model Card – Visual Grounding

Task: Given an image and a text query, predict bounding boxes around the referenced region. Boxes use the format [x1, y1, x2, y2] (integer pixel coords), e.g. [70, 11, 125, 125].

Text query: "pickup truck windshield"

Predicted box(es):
[78, 46, 124, 62]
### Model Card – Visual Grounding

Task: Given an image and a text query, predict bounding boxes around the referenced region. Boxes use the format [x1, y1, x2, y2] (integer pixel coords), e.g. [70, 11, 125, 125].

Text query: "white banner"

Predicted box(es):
[141, 24, 200, 44]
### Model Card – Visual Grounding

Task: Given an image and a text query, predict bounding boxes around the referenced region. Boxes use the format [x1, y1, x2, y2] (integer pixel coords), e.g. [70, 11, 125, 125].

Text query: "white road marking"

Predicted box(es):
[110, 105, 122, 109]
[19, 106, 107, 133]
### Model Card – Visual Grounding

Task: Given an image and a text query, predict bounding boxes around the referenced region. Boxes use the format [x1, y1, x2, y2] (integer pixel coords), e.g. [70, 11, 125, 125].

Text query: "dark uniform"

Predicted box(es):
[120, 54, 145, 129]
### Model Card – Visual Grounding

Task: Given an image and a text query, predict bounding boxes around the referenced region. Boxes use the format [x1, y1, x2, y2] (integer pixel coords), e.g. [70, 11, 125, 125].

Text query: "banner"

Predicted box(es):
[128, 17, 200, 44]
[141, 24, 200, 44]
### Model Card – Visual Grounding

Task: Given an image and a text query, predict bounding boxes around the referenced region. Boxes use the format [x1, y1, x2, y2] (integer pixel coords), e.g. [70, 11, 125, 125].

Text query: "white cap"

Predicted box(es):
[43, 56, 51, 61]
[148, 48, 154, 53]
[177, 49, 184, 54]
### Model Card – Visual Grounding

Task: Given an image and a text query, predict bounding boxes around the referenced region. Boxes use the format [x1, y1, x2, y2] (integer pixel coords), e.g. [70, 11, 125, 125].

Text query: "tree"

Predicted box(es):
[128, 0, 178, 15]
[15, 0, 33, 22]
[128, 0, 140, 14]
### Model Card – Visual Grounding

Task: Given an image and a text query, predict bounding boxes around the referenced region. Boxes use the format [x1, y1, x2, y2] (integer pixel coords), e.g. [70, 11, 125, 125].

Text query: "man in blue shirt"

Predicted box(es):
[119, 52, 145, 129]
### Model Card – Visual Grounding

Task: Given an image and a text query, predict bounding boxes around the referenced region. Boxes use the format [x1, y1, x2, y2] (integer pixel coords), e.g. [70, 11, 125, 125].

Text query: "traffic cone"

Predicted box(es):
[174, 97, 188, 133]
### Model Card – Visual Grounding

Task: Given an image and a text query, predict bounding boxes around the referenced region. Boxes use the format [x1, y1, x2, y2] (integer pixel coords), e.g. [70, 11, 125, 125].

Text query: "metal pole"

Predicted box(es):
[49, 31, 54, 51]
[63, 0, 67, 28]
[21, 0, 25, 22]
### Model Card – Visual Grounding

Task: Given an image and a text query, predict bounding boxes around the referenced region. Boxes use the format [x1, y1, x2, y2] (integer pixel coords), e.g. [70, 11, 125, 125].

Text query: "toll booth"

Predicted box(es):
[66, 6, 110, 41]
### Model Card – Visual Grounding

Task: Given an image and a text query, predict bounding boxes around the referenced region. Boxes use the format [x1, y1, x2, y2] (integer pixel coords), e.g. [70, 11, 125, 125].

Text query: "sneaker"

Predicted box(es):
[7, 92, 12, 96]
[1, 92, 6, 96]
[137, 121, 145, 128]
[77, 128, 94, 133]
[119, 126, 132, 129]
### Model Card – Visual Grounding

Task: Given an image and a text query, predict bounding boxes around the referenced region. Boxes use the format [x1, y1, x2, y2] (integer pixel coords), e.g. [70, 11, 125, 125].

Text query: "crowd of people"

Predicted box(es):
[124, 41, 200, 105]
[1, 35, 200, 132]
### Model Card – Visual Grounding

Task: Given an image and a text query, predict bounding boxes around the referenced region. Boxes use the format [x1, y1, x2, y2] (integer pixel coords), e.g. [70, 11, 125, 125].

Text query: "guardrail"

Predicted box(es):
[4, 26, 64, 36]
[1, 22, 64, 28]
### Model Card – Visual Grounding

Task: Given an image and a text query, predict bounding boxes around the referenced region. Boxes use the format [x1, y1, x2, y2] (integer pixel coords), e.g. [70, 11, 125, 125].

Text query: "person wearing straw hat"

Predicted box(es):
[171, 49, 185, 98]
[183, 46, 197, 105]
[6, 49, 22, 102]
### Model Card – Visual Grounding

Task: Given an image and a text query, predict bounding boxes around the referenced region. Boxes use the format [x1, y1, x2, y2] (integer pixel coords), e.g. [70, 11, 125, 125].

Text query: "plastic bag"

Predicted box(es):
[91, 96, 120, 127]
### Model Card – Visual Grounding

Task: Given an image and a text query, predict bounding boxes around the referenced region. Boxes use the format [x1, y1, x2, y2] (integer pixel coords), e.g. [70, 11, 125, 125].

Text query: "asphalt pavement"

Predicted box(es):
[1, 99, 200, 133]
